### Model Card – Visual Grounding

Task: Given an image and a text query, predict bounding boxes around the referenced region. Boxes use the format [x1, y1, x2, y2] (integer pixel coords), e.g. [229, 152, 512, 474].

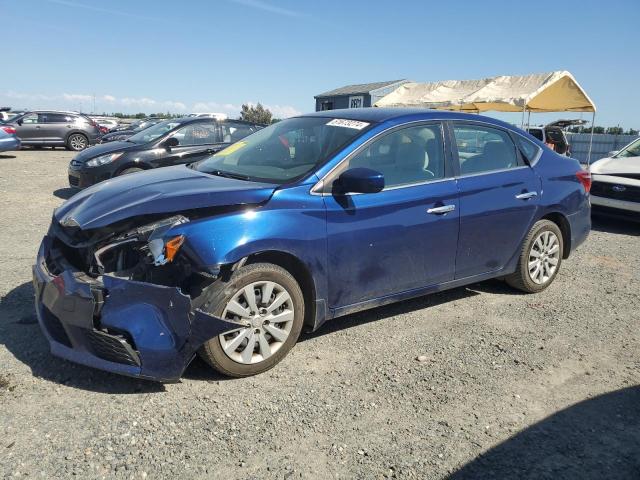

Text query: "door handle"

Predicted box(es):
[427, 204, 456, 214]
[515, 192, 538, 200]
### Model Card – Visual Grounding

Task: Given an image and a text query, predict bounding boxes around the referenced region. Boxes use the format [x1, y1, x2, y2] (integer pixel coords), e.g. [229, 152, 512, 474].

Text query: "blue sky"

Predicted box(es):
[1, 0, 638, 127]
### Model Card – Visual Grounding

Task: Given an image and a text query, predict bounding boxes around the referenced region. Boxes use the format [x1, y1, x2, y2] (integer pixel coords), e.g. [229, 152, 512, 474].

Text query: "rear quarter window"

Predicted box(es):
[513, 135, 541, 163]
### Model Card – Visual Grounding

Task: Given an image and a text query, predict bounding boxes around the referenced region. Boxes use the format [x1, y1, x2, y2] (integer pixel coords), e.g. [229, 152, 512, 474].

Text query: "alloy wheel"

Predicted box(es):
[218, 281, 295, 364]
[528, 231, 560, 285]
[69, 134, 87, 151]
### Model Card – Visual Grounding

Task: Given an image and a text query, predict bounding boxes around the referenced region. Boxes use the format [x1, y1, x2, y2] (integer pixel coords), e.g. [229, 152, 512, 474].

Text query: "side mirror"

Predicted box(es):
[163, 137, 179, 149]
[334, 167, 384, 194]
[608, 150, 619, 157]
[16, 119, 22, 126]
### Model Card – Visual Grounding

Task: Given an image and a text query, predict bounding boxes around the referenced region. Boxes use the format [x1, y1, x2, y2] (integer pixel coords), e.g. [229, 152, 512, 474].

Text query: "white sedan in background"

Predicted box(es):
[590, 137, 640, 221]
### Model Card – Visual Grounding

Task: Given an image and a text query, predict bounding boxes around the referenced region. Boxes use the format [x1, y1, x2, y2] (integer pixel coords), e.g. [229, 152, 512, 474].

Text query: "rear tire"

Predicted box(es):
[198, 263, 304, 377]
[66, 133, 88, 151]
[505, 220, 563, 293]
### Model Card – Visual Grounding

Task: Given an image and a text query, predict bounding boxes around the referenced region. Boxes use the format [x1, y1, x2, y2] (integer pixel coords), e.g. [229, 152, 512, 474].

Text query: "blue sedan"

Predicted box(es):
[33, 109, 591, 381]
[0, 125, 21, 152]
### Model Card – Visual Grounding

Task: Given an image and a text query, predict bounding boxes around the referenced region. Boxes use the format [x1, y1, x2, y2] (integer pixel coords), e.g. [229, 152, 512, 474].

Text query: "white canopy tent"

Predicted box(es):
[375, 71, 597, 162]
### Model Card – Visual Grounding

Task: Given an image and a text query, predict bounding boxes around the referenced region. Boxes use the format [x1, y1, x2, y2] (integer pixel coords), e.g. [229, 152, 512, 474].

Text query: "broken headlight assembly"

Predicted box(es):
[92, 215, 189, 277]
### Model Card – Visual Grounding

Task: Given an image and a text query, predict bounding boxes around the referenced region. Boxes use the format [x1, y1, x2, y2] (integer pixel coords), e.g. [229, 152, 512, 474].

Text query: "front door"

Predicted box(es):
[450, 122, 541, 279]
[323, 122, 459, 308]
[15, 113, 42, 144]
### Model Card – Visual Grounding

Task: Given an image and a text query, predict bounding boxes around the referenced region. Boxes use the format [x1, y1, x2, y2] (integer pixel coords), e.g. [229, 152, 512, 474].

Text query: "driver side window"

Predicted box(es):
[22, 114, 39, 124]
[344, 123, 445, 188]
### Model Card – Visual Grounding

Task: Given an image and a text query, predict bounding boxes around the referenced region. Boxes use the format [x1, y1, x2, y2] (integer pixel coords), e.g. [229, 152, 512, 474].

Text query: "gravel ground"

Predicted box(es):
[1, 149, 639, 479]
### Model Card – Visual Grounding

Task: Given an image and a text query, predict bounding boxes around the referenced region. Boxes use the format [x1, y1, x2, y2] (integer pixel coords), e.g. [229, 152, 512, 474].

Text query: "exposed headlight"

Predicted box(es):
[139, 216, 189, 266]
[86, 152, 123, 167]
[93, 215, 189, 273]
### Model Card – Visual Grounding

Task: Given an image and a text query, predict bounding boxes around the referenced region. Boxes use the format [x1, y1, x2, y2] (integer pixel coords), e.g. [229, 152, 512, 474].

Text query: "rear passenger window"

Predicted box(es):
[453, 124, 520, 175]
[345, 123, 445, 188]
[222, 123, 255, 143]
[44, 113, 74, 123]
[514, 135, 541, 163]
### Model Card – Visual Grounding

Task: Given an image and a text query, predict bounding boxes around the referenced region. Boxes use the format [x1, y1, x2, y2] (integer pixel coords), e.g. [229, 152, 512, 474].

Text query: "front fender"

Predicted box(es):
[169, 182, 329, 312]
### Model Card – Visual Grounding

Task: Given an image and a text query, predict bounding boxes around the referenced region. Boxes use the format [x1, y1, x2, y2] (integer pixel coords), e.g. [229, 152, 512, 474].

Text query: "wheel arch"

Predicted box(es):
[114, 161, 152, 175]
[233, 250, 318, 332]
[64, 130, 89, 144]
[540, 211, 571, 259]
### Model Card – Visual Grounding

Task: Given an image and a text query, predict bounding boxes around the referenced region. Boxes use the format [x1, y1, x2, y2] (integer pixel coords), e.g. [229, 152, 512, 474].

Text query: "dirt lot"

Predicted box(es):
[1, 149, 639, 479]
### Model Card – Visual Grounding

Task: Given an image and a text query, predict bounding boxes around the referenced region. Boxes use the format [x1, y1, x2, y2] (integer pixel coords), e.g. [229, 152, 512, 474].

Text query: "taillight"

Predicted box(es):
[576, 170, 591, 193]
[2, 126, 16, 134]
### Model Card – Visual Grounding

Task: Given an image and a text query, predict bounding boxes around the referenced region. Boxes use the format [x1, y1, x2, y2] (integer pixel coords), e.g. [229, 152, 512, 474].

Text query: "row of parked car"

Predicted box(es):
[0, 109, 265, 187]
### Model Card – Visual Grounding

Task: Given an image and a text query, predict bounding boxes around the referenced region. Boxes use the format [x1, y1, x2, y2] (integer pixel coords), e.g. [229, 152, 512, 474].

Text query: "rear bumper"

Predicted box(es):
[0, 136, 20, 152]
[567, 199, 591, 255]
[33, 235, 239, 382]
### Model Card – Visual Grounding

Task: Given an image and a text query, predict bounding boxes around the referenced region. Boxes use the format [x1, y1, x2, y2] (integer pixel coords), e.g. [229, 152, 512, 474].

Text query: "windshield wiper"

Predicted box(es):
[208, 170, 252, 181]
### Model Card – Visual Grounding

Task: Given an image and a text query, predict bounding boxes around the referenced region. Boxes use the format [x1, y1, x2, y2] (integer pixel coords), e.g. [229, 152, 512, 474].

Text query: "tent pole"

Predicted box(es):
[521, 105, 526, 128]
[587, 111, 596, 167]
[526, 110, 531, 129]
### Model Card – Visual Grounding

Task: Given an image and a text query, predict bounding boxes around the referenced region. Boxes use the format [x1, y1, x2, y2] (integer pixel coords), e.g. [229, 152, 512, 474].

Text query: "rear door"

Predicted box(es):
[323, 122, 460, 308]
[158, 121, 223, 167]
[39, 113, 75, 144]
[450, 121, 540, 279]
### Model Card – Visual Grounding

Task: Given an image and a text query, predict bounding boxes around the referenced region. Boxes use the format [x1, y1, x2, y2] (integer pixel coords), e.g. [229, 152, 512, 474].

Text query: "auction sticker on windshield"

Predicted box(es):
[216, 141, 247, 156]
[326, 119, 370, 130]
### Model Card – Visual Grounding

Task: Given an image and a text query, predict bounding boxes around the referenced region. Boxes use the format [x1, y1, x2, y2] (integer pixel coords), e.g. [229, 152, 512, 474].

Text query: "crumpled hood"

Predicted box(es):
[55, 165, 277, 230]
[73, 141, 135, 162]
[590, 156, 640, 175]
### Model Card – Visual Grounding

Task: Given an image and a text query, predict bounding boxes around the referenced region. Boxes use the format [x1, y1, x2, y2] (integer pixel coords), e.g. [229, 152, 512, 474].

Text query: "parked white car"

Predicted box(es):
[589, 137, 640, 220]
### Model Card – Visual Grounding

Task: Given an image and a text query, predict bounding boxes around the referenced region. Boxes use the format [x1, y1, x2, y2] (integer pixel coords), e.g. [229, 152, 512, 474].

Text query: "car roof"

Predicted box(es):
[301, 107, 519, 130]
[26, 110, 84, 115]
[169, 117, 264, 126]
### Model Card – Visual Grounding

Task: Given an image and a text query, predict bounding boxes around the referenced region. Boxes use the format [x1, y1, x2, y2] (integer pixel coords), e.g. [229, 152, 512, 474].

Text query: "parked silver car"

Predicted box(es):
[5, 111, 101, 151]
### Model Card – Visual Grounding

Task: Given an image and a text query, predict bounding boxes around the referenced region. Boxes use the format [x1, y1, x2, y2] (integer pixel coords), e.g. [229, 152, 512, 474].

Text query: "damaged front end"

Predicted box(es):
[33, 214, 240, 382]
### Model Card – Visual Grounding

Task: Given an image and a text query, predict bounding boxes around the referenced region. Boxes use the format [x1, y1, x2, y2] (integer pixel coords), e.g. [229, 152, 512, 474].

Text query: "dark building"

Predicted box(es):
[314, 79, 409, 111]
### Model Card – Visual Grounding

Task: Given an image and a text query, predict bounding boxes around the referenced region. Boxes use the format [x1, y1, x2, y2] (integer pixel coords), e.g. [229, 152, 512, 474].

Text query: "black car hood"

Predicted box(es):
[55, 165, 277, 230]
[73, 141, 137, 162]
[101, 131, 135, 142]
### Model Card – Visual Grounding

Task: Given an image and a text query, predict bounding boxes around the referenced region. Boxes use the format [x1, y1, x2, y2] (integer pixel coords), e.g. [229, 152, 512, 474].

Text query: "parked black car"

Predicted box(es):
[68, 117, 263, 188]
[100, 119, 162, 143]
[4, 110, 101, 151]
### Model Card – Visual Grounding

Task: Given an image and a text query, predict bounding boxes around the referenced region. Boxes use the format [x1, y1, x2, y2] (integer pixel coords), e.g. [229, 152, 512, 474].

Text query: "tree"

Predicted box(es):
[606, 126, 624, 135]
[239, 103, 272, 124]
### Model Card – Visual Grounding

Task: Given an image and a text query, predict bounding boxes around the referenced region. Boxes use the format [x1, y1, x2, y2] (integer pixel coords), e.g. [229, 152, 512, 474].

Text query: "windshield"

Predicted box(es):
[127, 120, 182, 144]
[193, 116, 371, 183]
[615, 138, 640, 158]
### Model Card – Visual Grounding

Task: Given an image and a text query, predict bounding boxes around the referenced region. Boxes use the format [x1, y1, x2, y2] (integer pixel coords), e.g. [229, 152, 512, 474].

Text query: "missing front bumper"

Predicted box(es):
[33, 235, 240, 382]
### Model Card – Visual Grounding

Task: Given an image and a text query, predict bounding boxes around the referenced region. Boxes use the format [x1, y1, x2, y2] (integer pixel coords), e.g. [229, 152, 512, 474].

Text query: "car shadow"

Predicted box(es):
[449, 385, 640, 479]
[0, 154, 16, 159]
[53, 187, 78, 200]
[301, 285, 481, 342]
[2, 277, 489, 388]
[591, 215, 640, 236]
[0, 281, 165, 394]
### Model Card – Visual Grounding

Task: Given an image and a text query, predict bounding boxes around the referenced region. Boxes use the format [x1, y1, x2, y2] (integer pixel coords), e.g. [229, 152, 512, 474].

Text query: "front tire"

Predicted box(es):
[66, 133, 88, 151]
[198, 263, 304, 377]
[506, 220, 563, 293]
